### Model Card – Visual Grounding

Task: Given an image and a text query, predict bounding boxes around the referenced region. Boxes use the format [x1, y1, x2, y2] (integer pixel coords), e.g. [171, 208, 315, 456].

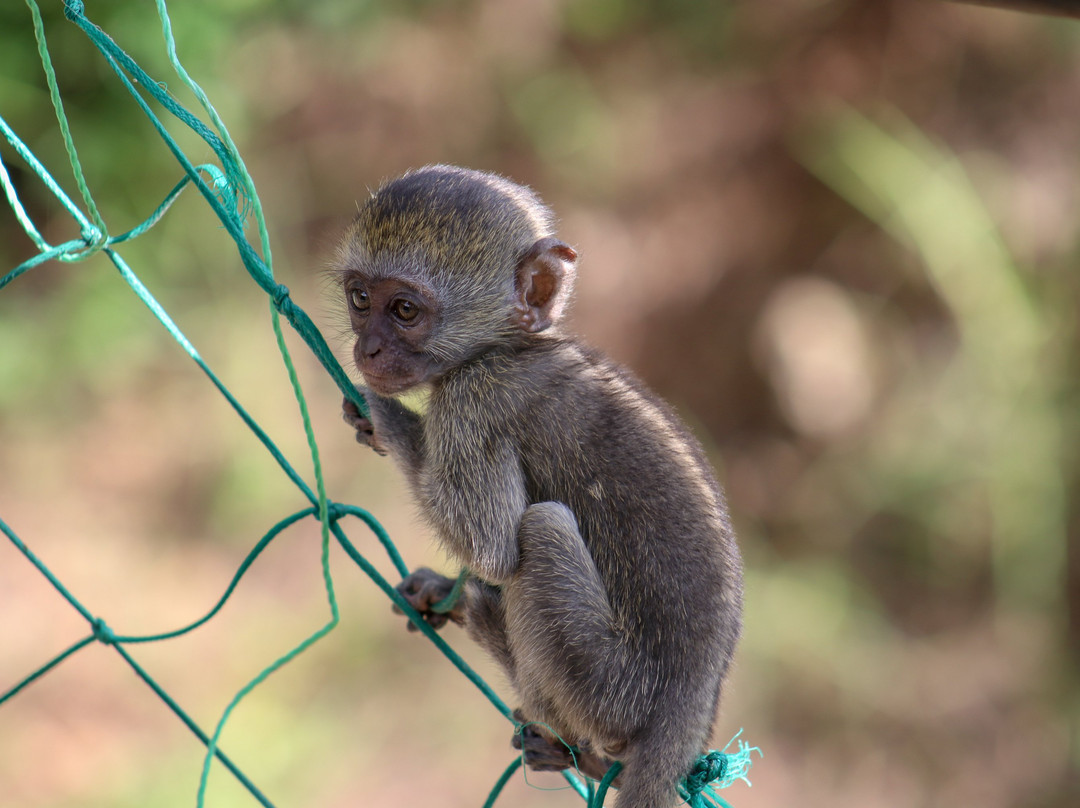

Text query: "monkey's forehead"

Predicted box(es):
[342, 216, 495, 264]
[335, 233, 513, 297]
[342, 213, 543, 289]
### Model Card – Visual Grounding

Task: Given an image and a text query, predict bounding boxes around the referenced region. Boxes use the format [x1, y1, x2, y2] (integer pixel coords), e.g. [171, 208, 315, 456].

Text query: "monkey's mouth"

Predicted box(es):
[360, 370, 418, 397]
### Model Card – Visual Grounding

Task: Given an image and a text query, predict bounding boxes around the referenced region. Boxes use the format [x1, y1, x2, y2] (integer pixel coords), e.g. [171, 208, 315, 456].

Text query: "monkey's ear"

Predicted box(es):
[514, 237, 578, 333]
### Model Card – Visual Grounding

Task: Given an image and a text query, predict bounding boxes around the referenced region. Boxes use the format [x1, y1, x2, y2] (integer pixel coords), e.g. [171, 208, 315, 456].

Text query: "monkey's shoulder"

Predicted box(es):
[525, 339, 688, 432]
[435, 338, 629, 409]
[434, 338, 683, 434]
[447, 339, 709, 473]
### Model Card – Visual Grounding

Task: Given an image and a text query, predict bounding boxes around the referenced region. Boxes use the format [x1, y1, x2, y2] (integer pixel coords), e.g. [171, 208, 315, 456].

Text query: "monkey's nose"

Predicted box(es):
[363, 334, 383, 357]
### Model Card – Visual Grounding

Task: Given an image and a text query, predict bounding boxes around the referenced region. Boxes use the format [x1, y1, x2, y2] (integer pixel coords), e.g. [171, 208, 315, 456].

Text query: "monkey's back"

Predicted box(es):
[478, 336, 742, 682]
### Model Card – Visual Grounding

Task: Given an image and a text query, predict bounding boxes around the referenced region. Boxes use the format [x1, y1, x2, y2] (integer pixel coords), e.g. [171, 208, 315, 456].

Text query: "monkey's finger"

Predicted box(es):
[342, 411, 373, 431]
[398, 579, 422, 597]
[341, 397, 362, 420]
[400, 612, 449, 632]
[427, 613, 449, 630]
[391, 599, 426, 616]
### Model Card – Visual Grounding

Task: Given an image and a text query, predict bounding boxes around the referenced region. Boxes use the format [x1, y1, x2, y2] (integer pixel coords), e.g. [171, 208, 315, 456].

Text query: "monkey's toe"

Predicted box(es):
[513, 724, 576, 772]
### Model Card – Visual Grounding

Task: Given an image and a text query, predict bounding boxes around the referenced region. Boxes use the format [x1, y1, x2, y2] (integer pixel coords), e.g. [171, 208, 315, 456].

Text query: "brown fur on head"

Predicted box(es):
[336, 165, 578, 387]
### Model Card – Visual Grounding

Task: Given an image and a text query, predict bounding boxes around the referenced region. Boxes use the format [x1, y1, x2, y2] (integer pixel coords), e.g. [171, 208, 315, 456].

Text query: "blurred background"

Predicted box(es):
[2, 1, 1079, 806]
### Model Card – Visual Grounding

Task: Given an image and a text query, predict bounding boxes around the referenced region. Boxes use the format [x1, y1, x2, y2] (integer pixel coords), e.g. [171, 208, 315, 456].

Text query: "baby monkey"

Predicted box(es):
[337, 165, 742, 808]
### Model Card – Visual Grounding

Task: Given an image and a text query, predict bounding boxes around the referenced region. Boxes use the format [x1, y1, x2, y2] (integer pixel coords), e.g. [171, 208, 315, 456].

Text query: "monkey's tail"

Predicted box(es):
[610, 719, 704, 808]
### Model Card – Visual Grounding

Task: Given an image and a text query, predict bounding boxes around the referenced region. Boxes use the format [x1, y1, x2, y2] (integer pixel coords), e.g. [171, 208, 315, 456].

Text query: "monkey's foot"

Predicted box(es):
[511, 714, 623, 782]
[512, 723, 577, 772]
[393, 567, 466, 631]
[341, 393, 387, 455]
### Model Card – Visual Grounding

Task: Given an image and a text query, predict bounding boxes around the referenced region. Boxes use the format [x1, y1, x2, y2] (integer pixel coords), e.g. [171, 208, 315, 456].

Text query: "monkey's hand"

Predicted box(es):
[392, 567, 467, 632]
[342, 392, 388, 456]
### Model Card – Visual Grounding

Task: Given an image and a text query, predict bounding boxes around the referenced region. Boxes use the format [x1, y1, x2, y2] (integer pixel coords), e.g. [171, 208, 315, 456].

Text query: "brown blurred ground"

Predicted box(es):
[1, 1, 1079, 807]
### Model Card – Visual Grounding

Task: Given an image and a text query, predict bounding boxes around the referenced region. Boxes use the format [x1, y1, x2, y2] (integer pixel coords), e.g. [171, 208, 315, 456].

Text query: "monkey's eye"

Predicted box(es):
[350, 289, 370, 312]
[391, 298, 421, 323]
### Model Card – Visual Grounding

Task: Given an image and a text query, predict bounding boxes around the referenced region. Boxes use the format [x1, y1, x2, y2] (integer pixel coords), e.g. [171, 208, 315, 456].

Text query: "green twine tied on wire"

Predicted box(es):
[684, 751, 730, 796]
[679, 732, 761, 808]
[62, 0, 85, 21]
[91, 617, 116, 646]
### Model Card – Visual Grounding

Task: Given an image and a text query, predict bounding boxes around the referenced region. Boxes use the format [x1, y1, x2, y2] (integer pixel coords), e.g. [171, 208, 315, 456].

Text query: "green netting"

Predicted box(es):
[0, 2, 758, 806]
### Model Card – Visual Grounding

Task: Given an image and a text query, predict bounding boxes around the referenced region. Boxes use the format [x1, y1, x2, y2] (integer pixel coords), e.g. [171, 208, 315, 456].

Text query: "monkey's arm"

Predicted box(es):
[423, 415, 528, 585]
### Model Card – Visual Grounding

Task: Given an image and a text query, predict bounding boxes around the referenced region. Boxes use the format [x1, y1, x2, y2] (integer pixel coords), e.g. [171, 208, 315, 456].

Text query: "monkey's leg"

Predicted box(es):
[464, 580, 516, 679]
[393, 568, 465, 631]
[503, 502, 642, 755]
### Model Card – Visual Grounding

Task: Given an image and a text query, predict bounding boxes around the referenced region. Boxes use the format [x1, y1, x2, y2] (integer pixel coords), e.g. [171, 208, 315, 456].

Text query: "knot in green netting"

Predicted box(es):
[678, 733, 761, 808]
[684, 751, 729, 794]
[91, 617, 117, 646]
[76, 223, 104, 251]
[271, 282, 293, 310]
[324, 501, 349, 524]
[62, 0, 84, 22]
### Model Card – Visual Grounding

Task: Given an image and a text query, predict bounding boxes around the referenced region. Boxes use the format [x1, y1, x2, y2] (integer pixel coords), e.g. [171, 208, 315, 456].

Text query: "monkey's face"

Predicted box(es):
[336, 166, 580, 394]
[344, 273, 444, 396]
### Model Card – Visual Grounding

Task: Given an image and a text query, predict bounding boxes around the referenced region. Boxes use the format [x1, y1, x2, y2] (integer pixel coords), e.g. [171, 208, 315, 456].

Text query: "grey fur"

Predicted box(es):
[338, 166, 743, 808]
